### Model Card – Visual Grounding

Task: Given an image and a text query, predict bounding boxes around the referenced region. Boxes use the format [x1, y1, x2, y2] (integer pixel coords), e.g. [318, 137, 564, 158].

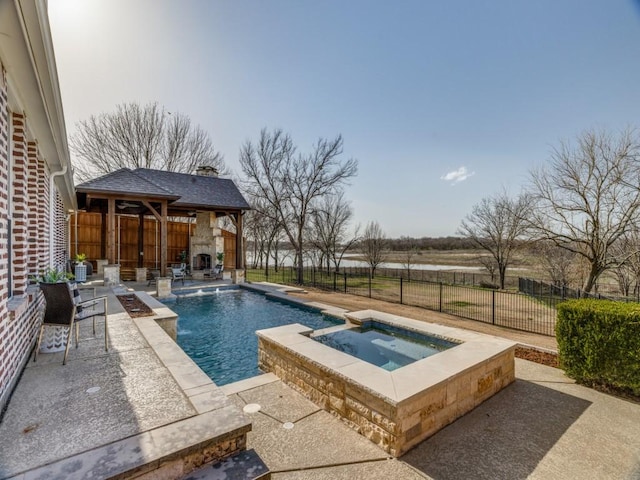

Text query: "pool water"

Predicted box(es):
[167, 289, 341, 385]
[313, 326, 457, 371]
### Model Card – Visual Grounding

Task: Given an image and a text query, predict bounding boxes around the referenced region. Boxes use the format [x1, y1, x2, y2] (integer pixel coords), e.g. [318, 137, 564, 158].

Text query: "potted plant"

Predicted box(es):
[33, 267, 74, 284]
[216, 252, 224, 266]
[74, 253, 88, 282]
[33, 267, 75, 353]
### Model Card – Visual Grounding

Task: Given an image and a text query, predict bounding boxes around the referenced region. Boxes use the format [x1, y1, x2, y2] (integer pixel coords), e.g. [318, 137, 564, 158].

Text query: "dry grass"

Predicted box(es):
[286, 287, 558, 350]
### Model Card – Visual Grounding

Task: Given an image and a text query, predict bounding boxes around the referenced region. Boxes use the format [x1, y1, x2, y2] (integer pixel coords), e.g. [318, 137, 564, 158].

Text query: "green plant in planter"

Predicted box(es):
[75, 253, 87, 264]
[178, 250, 188, 263]
[33, 267, 74, 283]
[216, 252, 224, 264]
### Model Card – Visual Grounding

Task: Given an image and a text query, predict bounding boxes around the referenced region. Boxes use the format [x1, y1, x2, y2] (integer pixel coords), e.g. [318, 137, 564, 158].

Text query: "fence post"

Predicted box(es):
[368, 272, 372, 298]
[333, 272, 337, 291]
[344, 272, 347, 293]
[439, 282, 443, 312]
[400, 277, 403, 304]
[312, 267, 316, 288]
[492, 289, 496, 325]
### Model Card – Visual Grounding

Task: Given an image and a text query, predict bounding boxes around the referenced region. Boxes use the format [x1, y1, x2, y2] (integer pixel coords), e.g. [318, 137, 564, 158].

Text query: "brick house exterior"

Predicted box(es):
[0, 0, 76, 411]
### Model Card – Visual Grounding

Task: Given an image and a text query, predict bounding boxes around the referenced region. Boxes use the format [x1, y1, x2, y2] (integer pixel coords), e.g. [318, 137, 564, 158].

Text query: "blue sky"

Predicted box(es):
[48, 0, 640, 237]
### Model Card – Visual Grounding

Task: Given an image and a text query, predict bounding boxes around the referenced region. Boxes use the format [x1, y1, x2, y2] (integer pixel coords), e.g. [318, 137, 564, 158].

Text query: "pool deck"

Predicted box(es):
[0, 278, 639, 479]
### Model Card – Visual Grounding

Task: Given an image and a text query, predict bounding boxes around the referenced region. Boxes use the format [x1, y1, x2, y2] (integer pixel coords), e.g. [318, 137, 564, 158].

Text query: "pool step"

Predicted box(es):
[182, 449, 270, 479]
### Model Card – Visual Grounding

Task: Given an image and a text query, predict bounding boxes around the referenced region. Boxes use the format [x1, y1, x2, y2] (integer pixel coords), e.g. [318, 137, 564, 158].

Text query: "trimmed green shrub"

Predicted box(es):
[556, 299, 640, 395]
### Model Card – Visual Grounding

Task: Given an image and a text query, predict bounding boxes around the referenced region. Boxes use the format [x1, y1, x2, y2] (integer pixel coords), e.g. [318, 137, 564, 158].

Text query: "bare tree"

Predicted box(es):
[610, 229, 640, 297]
[309, 192, 360, 273]
[528, 128, 640, 294]
[458, 191, 532, 289]
[398, 237, 420, 280]
[360, 221, 387, 277]
[244, 197, 284, 273]
[530, 241, 577, 287]
[71, 102, 226, 180]
[477, 256, 498, 285]
[240, 128, 358, 284]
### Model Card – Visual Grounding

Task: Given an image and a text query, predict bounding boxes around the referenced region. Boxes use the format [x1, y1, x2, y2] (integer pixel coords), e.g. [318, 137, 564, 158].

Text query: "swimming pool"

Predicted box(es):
[166, 288, 342, 385]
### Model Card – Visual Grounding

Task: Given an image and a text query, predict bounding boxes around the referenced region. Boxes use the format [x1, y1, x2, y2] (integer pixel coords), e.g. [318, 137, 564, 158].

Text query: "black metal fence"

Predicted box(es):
[247, 267, 557, 337]
[334, 266, 518, 289]
[518, 277, 640, 304]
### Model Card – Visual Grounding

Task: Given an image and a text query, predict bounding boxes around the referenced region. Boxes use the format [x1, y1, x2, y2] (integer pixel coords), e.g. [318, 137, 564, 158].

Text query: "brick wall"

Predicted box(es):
[0, 64, 10, 409]
[0, 62, 64, 411]
[11, 111, 28, 295]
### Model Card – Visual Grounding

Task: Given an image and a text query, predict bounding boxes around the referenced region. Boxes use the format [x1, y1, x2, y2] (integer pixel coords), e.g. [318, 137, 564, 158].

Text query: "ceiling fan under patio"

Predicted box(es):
[117, 201, 139, 209]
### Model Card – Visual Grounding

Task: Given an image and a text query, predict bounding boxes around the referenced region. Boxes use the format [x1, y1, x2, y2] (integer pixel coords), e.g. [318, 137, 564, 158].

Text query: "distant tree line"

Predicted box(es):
[384, 236, 478, 251]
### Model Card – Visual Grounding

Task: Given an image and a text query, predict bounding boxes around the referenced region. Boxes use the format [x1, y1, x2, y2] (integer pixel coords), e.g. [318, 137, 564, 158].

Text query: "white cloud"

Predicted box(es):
[441, 166, 475, 185]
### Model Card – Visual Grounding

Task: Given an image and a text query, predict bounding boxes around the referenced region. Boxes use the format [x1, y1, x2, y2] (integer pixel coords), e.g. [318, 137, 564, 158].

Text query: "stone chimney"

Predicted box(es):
[196, 165, 219, 177]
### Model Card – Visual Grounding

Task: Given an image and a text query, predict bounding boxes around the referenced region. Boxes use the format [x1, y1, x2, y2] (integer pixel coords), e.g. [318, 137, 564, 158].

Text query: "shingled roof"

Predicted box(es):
[76, 168, 251, 210]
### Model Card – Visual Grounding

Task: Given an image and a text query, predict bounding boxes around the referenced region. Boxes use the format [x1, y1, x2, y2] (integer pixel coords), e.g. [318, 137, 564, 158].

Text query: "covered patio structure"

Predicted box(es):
[75, 166, 251, 278]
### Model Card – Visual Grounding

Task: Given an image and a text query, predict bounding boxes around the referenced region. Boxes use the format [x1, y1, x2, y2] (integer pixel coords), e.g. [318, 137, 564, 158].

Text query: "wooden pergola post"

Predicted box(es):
[100, 211, 107, 259]
[142, 200, 168, 276]
[235, 211, 244, 270]
[107, 197, 116, 264]
[137, 213, 145, 267]
[160, 200, 168, 276]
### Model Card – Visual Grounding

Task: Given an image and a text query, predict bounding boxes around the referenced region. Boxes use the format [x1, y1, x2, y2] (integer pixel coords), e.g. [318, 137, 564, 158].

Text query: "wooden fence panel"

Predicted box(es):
[71, 212, 235, 272]
[222, 230, 236, 269]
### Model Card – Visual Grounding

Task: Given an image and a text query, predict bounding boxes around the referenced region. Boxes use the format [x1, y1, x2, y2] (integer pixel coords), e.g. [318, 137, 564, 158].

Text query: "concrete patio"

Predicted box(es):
[0, 278, 639, 479]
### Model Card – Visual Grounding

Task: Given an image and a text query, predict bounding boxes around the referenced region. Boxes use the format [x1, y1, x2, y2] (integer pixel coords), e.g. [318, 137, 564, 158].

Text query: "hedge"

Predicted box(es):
[556, 299, 640, 395]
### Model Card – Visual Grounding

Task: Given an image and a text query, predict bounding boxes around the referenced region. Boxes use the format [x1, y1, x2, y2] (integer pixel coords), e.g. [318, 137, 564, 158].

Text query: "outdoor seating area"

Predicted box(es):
[34, 282, 108, 365]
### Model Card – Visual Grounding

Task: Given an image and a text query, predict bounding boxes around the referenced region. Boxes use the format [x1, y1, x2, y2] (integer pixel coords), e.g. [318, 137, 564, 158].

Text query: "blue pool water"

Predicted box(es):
[314, 325, 458, 371]
[166, 288, 342, 385]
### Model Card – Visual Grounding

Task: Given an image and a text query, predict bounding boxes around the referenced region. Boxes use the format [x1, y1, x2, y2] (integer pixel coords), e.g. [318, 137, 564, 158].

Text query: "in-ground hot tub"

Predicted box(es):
[257, 309, 516, 456]
[312, 321, 460, 371]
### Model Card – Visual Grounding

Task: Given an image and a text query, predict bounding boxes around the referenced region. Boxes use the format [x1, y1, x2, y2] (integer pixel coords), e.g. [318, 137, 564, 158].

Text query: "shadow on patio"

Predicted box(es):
[403, 378, 591, 479]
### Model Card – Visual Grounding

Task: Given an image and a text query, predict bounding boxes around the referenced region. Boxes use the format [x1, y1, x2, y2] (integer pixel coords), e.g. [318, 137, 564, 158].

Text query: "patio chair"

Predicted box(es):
[171, 267, 186, 285]
[148, 269, 161, 286]
[214, 264, 224, 280]
[34, 282, 108, 365]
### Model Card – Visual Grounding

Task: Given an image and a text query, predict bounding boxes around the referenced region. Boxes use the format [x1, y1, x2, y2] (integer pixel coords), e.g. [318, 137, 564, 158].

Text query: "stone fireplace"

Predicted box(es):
[193, 253, 212, 270]
[189, 211, 224, 279]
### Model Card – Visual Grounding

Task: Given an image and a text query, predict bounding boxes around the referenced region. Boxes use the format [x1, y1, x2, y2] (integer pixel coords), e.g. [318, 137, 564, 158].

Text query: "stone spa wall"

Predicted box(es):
[257, 311, 515, 456]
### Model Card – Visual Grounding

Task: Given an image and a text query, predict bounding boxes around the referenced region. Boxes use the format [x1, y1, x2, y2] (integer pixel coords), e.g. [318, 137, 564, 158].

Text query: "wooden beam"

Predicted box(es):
[160, 200, 168, 276]
[235, 211, 244, 270]
[138, 213, 145, 268]
[142, 200, 162, 222]
[100, 212, 107, 259]
[107, 197, 116, 264]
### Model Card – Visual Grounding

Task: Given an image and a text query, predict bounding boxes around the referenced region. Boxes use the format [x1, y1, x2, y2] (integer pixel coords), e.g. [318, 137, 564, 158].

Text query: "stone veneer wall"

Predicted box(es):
[258, 337, 515, 456]
[116, 433, 246, 480]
